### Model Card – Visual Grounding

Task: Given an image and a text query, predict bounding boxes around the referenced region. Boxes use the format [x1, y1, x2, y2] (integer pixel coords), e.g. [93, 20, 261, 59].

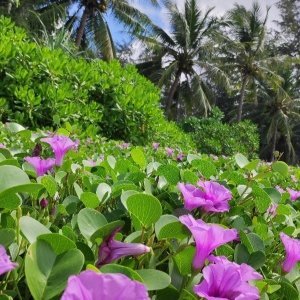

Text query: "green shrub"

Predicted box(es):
[181, 107, 259, 158]
[0, 16, 194, 149]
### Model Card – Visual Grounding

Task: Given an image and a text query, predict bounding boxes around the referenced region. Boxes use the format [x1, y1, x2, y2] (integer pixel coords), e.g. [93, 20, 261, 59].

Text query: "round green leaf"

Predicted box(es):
[20, 216, 51, 244]
[37, 233, 76, 255]
[25, 240, 84, 300]
[80, 192, 100, 209]
[191, 159, 217, 178]
[96, 183, 111, 204]
[127, 193, 162, 228]
[90, 220, 125, 243]
[157, 165, 180, 185]
[131, 148, 146, 170]
[40, 176, 57, 197]
[0, 183, 44, 199]
[173, 247, 195, 276]
[0, 165, 30, 192]
[77, 208, 107, 240]
[136, 269, 171, 291]
[235, 153, 249, 168]
[0, 229, 15, 247]
[0, 194, 22, 209]
[272, 161, 289, 177]
[100, 264, 144, 283]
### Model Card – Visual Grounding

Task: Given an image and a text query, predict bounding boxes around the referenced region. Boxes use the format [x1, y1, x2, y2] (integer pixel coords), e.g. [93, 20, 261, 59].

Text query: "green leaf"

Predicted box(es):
[0, 183, 44, 199]
[131, 148, 146, 170]
[277, 282, 299, 300]
[272, 161, 289, 177]
[20, 216, 51, 243]
[173, 247, 195, 275]
[0, 194, 21, 209]
[6, 122, 25, 133]
[235, 153, 249, 168]
[100, 264, 143, 283]
[157, 165, 180, 185]
[126, 193, 162, 228]
[77, 208, 107, 240]
[80, 192, 100, 209]
[276, 204, 291, 216]
[234, 244, 265, 269]
[156, 285, 180, 300]
[263, 187, 281, 204]
[243, 159, 260, 171]
[111, 180, 138, 198]
[0, 229, 15, 247]
[252, 185, 272, 213]
[41, 176, 57, 197]
[136, 269, 171, 291]
[37, 233, 76, 255]
[0, 165, 30, 192]
[90, 220, 125, 243]
[25, 240, 84, 300]
[182, 170, 198, 185]
[191, 159, 217, 178]
[155, 215, 190, 240]
[239, 231, 265, 254]
[96, 183, 111, 204]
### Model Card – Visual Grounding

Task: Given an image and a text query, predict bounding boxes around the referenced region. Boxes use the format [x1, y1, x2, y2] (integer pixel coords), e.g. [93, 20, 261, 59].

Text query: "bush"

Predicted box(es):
[181, 107, 259, 158]
[0, 16, 194, 149]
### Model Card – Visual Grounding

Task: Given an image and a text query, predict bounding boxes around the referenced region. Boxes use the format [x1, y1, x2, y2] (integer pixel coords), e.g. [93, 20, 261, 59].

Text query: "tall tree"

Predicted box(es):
[220, 1, 285, 122]
[136, 0, 228, 120]
[0, 0, 158, 61]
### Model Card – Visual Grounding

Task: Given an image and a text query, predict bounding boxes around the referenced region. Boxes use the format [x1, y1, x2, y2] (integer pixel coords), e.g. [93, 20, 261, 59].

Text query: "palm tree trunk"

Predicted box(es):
[75, 6, 89, 48]
[166, 72, 181, 120]
[237, 74, 249, 122]
[271, 121, 278, 161]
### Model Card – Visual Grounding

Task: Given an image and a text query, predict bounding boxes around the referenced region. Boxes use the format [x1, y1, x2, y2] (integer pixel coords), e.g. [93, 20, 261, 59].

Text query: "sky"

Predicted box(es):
[107, 0, 280, 45]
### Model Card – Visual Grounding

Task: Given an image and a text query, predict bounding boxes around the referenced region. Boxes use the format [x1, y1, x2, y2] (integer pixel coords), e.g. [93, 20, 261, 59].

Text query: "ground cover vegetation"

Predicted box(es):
[0, 0, 300, 299]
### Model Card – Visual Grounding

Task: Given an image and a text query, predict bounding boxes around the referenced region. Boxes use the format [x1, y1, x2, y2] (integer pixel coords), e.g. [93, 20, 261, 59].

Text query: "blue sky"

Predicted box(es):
[106, 0, 280, 45]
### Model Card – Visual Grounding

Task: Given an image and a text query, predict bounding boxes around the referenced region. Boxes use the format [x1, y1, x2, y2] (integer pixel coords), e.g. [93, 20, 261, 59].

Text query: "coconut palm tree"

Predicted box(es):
[244, 68, 300, 164]
[220, 1, 286, 122]
[0, 0, 158, 61]
[136, 0, 229, 120]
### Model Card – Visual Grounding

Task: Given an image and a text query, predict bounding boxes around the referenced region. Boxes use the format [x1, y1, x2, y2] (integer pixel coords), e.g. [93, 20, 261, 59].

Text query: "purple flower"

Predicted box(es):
[0, 245, 18, 275]
[117, 143, 130, 149]
[179, 214, 238, 271]
[96, 227, 150, 268]
[31, 143, 42, 157]
[87, 158, 97, 166]
[165, 147, 174, 156]
[177, 154, 185, 161]
[41, 135, 77, 166]
[152, 142, 160, 150]
[0, 143, 6, 148]
[286, 187, 300, 201]
[280, 232, 300, 273]
[61, 270, 150, 300]
[194, 256, 262, 300]
[178, 181, 231, 213]
[291, 175, 297, 183]
[267, 203, 278, 216]
[40, 198, 48, 209]
[276, 185, 284, 194]
[24, 156, 56, 177]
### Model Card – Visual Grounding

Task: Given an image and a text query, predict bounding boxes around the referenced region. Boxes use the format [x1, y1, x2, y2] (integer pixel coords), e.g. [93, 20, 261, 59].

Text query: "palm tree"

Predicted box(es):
[244, 68, 300, 164]
[1, 0, 158, 61]
[136, 0, 229, 120]
[221, 1, 285, 122]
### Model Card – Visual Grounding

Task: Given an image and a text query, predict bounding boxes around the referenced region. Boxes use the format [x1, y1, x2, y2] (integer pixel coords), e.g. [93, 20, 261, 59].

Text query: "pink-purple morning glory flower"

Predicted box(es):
[165, 147, 174, 156]
[0, 143, 6, 148]
[275, 185, 284, 194]
[41, 135, 78, 166]
[0, 245, 18, 276]
[286, 187, 300, 201]
[177, 153, 185, 162]
[267, 203, 278, 216]
[61, 270, 150, 300]
[152, 142, 159, 150]
[178, 181, 232, 212]
[96, 227, 150, 268]
[280, 232, 300, 273]
[194, 255, 262, 299]
[179, 214, 238, 271]
[24, 157, 56, 177]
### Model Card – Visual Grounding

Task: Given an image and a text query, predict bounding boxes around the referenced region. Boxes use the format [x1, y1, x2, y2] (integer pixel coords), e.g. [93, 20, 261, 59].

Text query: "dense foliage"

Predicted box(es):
[0, 122, 300, 299]
[0, 16, 193, 150]
[181, 108, 259, 158]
